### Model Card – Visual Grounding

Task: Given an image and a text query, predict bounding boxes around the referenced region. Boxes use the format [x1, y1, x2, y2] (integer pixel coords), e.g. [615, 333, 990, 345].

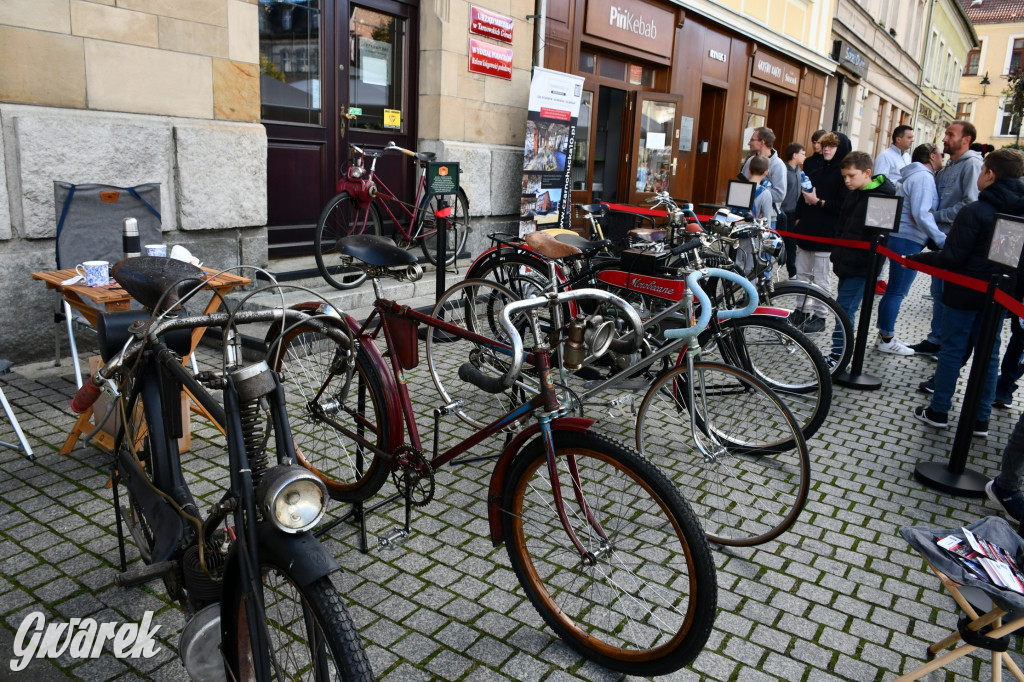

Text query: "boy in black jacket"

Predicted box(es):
[910, 148, 1024, 435]
[829, 151, 898, 358]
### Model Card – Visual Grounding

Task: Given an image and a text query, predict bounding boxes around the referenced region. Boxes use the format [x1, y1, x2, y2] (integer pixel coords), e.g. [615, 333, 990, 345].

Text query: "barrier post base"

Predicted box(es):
[914, 461, 988, 497]
[835, 370, 882, 390]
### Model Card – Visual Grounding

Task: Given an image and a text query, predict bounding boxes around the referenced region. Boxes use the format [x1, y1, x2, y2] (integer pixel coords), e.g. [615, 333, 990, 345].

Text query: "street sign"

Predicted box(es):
[426, 162, 460, 196]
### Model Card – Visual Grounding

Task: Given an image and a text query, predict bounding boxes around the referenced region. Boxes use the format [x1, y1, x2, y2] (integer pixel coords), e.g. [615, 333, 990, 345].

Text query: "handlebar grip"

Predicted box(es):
[671, 239, 703, 256]
[70, 379, 103, 414]
[458, 363, 509, 394]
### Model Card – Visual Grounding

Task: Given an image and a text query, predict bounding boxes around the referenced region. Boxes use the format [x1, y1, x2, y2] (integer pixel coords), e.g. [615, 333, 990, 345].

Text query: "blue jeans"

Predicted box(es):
[997, 316, 1024, 404]
[928, 276, 944, 345]
[930, 306, 1004, 423]
[835, 276, 865, 356]
[876, 237, 922, 337]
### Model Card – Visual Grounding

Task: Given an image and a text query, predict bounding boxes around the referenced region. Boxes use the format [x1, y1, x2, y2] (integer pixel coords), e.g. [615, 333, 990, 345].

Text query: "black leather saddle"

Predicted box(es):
[338, 234, 419, 267]
[111, 257, 206, 312]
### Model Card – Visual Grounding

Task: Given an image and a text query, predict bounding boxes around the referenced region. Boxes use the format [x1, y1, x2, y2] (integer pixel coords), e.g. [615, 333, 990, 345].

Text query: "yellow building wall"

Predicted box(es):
[716, 0, 837, 60]
[960, 21, 1024, 147]
[0, 0, 260, 122]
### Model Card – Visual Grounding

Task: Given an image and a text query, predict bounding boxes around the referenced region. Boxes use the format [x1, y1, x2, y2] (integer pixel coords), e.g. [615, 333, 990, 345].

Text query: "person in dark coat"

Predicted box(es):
[909, 148, 1024, 436]
[788, 131, 853, 333]
[829, 151, 898, 357]
[802, 129, 828, 177]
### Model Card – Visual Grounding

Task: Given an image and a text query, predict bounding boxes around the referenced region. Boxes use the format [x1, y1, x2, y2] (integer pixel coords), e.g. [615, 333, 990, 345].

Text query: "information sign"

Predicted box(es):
[468, 39, 513, 80]
[427, 162, 460, 196]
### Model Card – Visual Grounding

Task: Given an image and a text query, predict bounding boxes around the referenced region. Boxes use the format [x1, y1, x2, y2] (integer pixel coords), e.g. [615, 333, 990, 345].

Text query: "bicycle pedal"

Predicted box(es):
[114, 560, 178, 588]
[378, 528, 410, 550]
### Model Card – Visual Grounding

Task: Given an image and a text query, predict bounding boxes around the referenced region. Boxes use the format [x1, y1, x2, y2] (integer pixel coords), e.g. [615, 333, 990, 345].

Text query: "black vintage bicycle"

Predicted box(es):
[72, 257, 373, 681]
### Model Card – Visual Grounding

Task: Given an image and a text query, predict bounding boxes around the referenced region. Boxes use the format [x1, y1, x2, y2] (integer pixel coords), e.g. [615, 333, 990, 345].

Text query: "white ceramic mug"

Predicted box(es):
[145, 243, 167, 257]
[75, 260, 110, 287]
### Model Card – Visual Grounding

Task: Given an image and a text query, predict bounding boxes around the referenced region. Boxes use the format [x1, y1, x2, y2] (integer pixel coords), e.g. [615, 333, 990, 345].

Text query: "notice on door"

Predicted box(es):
[468, 39, 513, 80]
[520, 67, 585, 236]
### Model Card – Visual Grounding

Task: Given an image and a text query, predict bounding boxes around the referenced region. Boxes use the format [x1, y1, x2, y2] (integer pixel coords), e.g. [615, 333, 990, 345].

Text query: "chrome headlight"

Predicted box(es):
[347, 166, 364, 179]
[257, 466, 328, 534]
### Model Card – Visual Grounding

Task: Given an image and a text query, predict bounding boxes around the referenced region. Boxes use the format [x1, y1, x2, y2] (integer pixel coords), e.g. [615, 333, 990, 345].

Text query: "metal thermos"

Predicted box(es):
[122, 217, 141, 259]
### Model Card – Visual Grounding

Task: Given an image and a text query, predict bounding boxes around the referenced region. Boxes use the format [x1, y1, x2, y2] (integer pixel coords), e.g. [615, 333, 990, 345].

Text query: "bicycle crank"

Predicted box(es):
[391, 444, 435, 507]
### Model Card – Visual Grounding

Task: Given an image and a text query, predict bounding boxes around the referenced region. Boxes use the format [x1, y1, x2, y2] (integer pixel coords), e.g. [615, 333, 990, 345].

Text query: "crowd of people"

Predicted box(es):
[741, 121, 1024, 521]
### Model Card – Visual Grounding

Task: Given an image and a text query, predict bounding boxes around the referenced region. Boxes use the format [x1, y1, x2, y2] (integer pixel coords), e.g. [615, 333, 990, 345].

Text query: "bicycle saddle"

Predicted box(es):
[415, 151, 436, 163]
[112, 256, 206, 312]
[525, 229, 609, 260]
[575, 203, 604, 214]
[338, 234, 418, 267]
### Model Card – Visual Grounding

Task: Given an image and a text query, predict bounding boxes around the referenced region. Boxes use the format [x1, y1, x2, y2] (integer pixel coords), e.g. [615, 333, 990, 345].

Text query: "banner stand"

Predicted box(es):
[835, 234, 883, 390]
[915, 275, 1006, 498]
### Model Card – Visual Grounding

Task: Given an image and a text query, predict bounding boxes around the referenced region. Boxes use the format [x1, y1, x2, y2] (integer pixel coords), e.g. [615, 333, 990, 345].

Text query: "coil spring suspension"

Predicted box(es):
[239, 398, 269, 485]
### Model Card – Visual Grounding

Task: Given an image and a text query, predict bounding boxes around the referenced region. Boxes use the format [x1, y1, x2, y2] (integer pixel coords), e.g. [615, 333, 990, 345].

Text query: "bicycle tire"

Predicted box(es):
[223, 566, 375, 681]
[271, 318, 392, 502]
[768, 282, 853, 376]
[417, 189, 470, 266]
[635, 361, 811, 547]
[698, 315, 831, 443]
[426, 278, 540, 429]
[501, 430, 717, 676]
[315, 192, 383, 290]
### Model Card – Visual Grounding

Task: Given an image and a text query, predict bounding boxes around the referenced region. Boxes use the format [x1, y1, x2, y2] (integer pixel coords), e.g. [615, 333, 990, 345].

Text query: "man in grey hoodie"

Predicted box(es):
[742, 127, 788, 228]
[875, 143, 946, 355]
[909, 120, 984, 358]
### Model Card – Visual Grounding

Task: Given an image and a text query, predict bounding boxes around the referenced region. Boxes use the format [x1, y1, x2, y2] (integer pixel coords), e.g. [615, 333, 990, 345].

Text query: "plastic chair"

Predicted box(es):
[0, 359, 34, 461]
[52, 182, 162, 386]
[899, 516, 1024, 681]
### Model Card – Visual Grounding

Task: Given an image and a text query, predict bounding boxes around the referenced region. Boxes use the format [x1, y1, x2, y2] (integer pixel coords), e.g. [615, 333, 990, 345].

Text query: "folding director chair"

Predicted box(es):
[52, 182, 162, 386]
[899, 516, 1024, 681]
[0, 359, 34, 461]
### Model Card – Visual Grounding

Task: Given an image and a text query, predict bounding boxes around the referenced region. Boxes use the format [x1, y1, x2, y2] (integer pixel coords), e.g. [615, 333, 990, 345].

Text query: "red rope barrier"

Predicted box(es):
[774, 229, 1024, 320]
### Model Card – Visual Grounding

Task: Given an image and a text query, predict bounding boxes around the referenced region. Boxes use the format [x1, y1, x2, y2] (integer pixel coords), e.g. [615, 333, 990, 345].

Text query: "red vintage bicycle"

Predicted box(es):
[314, 142, 470, 290]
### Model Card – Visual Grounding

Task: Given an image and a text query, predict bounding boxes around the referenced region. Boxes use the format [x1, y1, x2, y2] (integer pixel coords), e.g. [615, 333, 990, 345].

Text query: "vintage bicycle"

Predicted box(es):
[71, 257, 373, 681]
[267, 234, 718, 676]
[314, 141, 470, 290]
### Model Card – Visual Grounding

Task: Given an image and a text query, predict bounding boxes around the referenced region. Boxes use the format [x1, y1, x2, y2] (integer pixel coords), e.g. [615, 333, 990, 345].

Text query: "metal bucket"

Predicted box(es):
[178, 603, 226, 682]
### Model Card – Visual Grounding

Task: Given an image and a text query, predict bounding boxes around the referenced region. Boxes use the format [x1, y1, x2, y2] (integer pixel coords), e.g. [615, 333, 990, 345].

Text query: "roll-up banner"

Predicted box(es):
[520, 67, 586, 237]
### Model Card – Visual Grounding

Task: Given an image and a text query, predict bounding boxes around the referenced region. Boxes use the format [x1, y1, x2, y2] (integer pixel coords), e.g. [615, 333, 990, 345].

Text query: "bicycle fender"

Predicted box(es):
[747, 306, 790, 319]
[486, 417, 597, 547]
[465, 245, 531, 279]
[222, 523, 340, 591]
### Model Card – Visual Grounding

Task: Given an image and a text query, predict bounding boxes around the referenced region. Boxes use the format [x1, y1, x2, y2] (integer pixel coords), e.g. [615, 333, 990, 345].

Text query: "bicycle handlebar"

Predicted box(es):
[71, 309, 347, 414]
[496, 288, 645, 393]
[662, 268, 759, 341]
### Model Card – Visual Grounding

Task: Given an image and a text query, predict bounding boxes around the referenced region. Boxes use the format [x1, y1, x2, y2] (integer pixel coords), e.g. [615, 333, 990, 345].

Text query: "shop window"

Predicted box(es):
[741, 89, 769, 169]
[259, 0, 322, 125]
[580, 52, 659, 88]
[964, 45, 981, 76]
[1011, 38, 1024, 75]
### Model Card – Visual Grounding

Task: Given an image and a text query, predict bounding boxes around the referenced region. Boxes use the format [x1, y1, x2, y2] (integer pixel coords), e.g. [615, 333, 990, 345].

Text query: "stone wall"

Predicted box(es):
[0, 105, 267, 362]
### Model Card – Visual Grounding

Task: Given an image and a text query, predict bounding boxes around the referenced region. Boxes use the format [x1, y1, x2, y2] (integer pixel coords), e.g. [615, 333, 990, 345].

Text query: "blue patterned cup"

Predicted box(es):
[75, 260, 109, 287]
[145, 243, 167, 257]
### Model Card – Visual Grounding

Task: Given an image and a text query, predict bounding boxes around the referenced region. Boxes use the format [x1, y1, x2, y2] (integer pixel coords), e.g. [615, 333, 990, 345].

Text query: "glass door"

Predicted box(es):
[628, 93, 684, 205]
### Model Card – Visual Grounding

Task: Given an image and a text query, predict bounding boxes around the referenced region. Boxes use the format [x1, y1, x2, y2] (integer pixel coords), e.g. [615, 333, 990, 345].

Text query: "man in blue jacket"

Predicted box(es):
[875, 143, 946, 355]
[910, 148, 1024, 437]
[909, 120, 984, 358]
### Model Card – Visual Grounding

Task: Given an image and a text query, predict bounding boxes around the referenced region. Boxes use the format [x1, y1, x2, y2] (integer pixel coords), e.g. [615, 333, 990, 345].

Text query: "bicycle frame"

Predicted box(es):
[305, 283, 640, 556]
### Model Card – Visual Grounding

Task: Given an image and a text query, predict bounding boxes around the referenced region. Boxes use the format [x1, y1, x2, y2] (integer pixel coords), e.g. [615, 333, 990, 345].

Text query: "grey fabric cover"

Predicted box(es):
[900, 515, 1024, 613]
[54, 182, 162, 269]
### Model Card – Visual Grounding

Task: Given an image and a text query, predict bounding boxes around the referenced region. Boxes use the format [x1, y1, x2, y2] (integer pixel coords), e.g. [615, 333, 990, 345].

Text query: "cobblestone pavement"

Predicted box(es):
[2, 273, 1024, 681]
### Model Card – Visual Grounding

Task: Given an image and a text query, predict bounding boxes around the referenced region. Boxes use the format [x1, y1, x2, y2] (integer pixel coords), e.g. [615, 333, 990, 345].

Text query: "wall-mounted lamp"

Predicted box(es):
[981, 72, 991, 96]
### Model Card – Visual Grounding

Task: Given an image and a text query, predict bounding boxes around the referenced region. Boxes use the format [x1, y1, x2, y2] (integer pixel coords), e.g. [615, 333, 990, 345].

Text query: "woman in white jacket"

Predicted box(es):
[875, 143, 948, 353]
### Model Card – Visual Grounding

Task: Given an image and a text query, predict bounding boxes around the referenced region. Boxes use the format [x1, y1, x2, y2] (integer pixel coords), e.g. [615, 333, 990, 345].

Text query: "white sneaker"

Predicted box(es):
[876, 335, 915, 356]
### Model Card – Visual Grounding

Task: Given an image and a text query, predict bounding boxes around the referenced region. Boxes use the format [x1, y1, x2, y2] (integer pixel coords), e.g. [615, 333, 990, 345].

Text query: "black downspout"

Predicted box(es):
[831, 74, 846, 132]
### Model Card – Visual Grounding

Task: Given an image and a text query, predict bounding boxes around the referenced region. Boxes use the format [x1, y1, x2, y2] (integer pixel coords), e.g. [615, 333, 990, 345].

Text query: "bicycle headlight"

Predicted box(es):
[257, 466, 328, 534]
[347, 166, 364, 179]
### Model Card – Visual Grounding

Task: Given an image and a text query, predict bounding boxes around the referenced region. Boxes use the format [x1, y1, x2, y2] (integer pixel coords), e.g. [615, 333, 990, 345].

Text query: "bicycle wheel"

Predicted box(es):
[426, 279, 540, 429]
[272, 318, 392, 502]
[698, 316, 831, 443]
[418, 189, 470, 265]
[636, 361, 810, 546]
[470, 249, 553, 299]
[315, 192, 383, 290]
[500, 430, 717, 676]
[768, 282, 853, 376]
[223, 565, 374, 681]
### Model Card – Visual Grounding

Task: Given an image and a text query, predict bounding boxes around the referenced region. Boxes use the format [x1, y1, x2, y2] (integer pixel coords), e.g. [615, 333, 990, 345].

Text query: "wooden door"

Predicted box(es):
[628, 92, 685, 205]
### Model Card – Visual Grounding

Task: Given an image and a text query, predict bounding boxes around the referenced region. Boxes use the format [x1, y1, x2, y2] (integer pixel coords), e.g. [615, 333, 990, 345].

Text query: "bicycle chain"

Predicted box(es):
[391, 444, 435, 507]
